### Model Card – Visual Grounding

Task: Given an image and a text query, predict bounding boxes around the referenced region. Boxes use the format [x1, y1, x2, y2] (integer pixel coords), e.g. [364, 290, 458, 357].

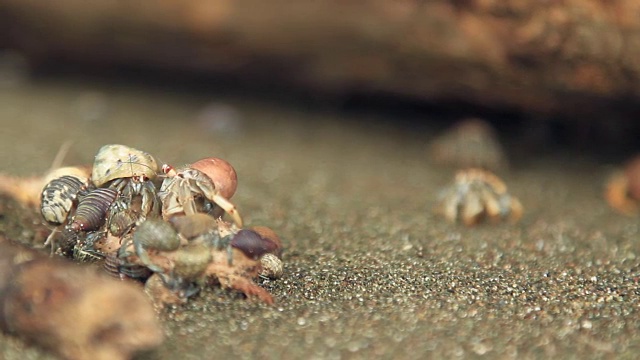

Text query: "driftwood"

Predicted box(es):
[1, 0, 640, 118]
[0, 235, 163, 360]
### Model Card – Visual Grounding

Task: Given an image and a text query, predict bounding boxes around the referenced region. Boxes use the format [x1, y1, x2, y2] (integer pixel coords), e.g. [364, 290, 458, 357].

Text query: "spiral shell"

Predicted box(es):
[91, 144, 159, 187]
[40, 175, 88, 225]
[70, 188, 118, 232]
[103, 253, 152, 280]
[260, 253, 284, 279]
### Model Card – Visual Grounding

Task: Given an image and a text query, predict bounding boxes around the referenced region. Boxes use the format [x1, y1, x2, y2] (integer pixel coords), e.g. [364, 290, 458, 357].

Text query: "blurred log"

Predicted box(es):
[0, 235, 163, 360]
[1, 0, 640, 118]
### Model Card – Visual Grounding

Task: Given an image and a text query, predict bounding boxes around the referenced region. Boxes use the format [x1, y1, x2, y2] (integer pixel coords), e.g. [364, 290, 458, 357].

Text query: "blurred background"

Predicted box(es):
[1, 0, 640, 157]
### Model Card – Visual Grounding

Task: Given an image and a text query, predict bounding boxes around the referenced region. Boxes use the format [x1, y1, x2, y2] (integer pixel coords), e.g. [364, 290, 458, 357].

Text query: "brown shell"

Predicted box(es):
[70, 188, 118, 232]
[231, 229, 281, 260]
[190, 157, 238, 199]
[249, 226, 283, 258]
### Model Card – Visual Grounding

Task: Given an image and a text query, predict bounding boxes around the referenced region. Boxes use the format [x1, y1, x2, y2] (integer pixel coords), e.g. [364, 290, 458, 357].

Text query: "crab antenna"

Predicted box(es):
[49, 140, 74, 172]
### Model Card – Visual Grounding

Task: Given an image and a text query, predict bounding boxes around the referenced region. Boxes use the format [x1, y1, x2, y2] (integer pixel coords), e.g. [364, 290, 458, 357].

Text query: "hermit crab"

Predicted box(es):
[434, 168, 523, 226]
[118, 215, 277, 306]
[158, 157, 243, 227]
[605, 155, 640, 215]
[91, 144, 160, 220]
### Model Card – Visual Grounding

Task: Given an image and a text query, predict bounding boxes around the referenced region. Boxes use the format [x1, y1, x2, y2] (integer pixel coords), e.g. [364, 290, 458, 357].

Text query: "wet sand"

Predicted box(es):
[1, 77, 639, 359]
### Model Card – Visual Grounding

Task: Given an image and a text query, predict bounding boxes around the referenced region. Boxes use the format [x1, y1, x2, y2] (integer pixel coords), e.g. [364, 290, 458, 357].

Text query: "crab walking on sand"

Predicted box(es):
[434, 168, 523, 226]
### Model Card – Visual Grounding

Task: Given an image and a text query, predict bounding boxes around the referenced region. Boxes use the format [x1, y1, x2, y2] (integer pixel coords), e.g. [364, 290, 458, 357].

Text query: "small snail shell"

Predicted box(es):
[260, 253, 284, 279]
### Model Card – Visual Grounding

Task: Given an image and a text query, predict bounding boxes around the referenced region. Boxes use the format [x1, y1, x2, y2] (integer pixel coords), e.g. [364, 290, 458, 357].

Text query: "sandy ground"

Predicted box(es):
[0, 76, 639, 359]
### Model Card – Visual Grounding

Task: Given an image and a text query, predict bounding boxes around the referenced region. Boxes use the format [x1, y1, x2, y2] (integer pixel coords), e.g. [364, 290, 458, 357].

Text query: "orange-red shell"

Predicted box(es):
[190, 157, 238, 199]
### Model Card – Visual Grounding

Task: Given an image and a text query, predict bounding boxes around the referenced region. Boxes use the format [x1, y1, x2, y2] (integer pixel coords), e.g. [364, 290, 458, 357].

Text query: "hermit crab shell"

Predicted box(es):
[43, 166, 92, 186]
[91, 144, 159, 187]
[190, 157, 238, 199]
[231, 228, 282, 260]
[249, 226, 283, 258]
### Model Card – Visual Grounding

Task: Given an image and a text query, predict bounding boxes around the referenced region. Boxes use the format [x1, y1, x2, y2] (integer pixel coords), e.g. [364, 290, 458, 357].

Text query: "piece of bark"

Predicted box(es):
[0, 236, 163, 360]
[1, 0, 639, 118]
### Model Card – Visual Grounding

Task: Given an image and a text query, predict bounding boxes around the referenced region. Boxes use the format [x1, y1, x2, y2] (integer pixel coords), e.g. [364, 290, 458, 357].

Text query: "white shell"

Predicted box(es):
[91, 144, 158, 187]
[260, 253, 284, 279]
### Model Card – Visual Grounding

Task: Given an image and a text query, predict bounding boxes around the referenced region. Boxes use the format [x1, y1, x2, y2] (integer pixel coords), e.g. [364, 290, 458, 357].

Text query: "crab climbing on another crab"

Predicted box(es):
[158, 157, 243, 227]
[434, 168, 523, 226]
[118, 215, 280, 307]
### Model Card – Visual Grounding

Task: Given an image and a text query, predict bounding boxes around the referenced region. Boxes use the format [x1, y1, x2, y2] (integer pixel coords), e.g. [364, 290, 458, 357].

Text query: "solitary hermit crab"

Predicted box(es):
[159, 157, 243, 227]
[91, 144, 160, 219]
[434, 168, 523, 226]
[605, 155, 640, 215]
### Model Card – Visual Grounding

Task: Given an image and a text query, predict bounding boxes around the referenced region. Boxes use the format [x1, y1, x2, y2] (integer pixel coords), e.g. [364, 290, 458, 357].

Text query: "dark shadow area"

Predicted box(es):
[21, 56, 640, 163]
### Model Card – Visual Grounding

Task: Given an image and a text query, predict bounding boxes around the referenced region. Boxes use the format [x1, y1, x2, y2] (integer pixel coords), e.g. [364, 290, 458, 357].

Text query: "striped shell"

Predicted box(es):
[70, 188, 118, 232]
[103, 253, 152, 280]
[40, 175, 88, 224]
[91, 144, 159, 187]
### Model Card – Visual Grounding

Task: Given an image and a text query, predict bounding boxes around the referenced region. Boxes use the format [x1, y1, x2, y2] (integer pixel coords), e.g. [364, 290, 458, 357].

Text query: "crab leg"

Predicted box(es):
[195, 179, 243, 228]
[180, 181, 199, 216]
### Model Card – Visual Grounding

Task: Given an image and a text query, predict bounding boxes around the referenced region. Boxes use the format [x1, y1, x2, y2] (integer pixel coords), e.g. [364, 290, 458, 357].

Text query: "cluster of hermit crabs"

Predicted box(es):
[37, 144, 282, 306]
